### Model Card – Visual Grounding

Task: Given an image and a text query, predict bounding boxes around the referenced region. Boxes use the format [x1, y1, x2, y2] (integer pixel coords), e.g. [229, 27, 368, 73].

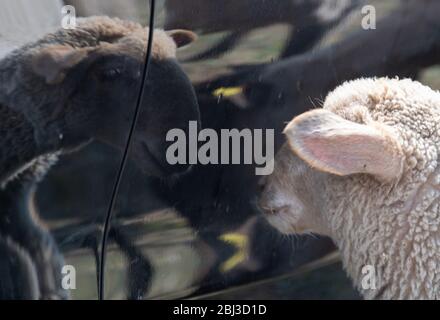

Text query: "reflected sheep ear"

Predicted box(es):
[31, 45, 92, 84]
[283, 109, 404, 182]
[166, 29, 198, 48]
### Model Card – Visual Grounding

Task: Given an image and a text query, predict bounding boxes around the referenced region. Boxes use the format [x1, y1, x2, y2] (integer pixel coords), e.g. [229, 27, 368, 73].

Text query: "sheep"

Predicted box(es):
[259, 77, 440, 299]
[0, 16, 200, 182]
[0, 16, 199, 299]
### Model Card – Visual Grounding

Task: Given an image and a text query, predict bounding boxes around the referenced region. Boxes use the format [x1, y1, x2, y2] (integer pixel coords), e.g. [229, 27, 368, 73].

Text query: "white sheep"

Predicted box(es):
[259, 77, 440, 299]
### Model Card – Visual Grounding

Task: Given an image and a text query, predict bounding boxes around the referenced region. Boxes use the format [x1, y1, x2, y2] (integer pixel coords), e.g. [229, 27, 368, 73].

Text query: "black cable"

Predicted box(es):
[98, 0, 156, 300]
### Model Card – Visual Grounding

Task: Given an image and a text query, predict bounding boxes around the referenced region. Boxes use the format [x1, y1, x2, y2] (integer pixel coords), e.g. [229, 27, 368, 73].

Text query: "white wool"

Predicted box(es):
[261, 77, 440, 299]
[322, 78, 440, 299]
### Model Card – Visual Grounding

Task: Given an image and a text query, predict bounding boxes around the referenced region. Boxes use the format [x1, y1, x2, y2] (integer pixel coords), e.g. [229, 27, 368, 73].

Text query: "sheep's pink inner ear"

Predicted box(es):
[32, 45, 91, 84]
[166, 29, 198, 48]
[284, 109, 404, 182]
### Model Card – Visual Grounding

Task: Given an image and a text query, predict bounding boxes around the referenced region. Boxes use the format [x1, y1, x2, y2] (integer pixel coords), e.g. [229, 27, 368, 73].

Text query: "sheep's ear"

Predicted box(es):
[166, 29, 198, 48]
[31, 45, 91, 84]
[284, 109, 403, 181]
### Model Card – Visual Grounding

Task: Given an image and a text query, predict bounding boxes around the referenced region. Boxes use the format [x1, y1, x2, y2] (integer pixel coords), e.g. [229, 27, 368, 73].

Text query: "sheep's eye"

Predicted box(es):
[99, 68, 122, 81]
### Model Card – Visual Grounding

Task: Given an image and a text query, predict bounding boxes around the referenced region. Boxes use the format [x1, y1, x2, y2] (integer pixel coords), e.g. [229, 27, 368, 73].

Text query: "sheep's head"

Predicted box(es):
[259, 78, 440, 299]
[259, 78, 417, 237]
[6, 17, 199, 177]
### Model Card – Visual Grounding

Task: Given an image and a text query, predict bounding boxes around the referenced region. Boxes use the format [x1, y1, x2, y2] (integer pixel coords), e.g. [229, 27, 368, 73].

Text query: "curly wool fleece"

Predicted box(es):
[263, 77, 440, 299]
[321, 78, 440, 299]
